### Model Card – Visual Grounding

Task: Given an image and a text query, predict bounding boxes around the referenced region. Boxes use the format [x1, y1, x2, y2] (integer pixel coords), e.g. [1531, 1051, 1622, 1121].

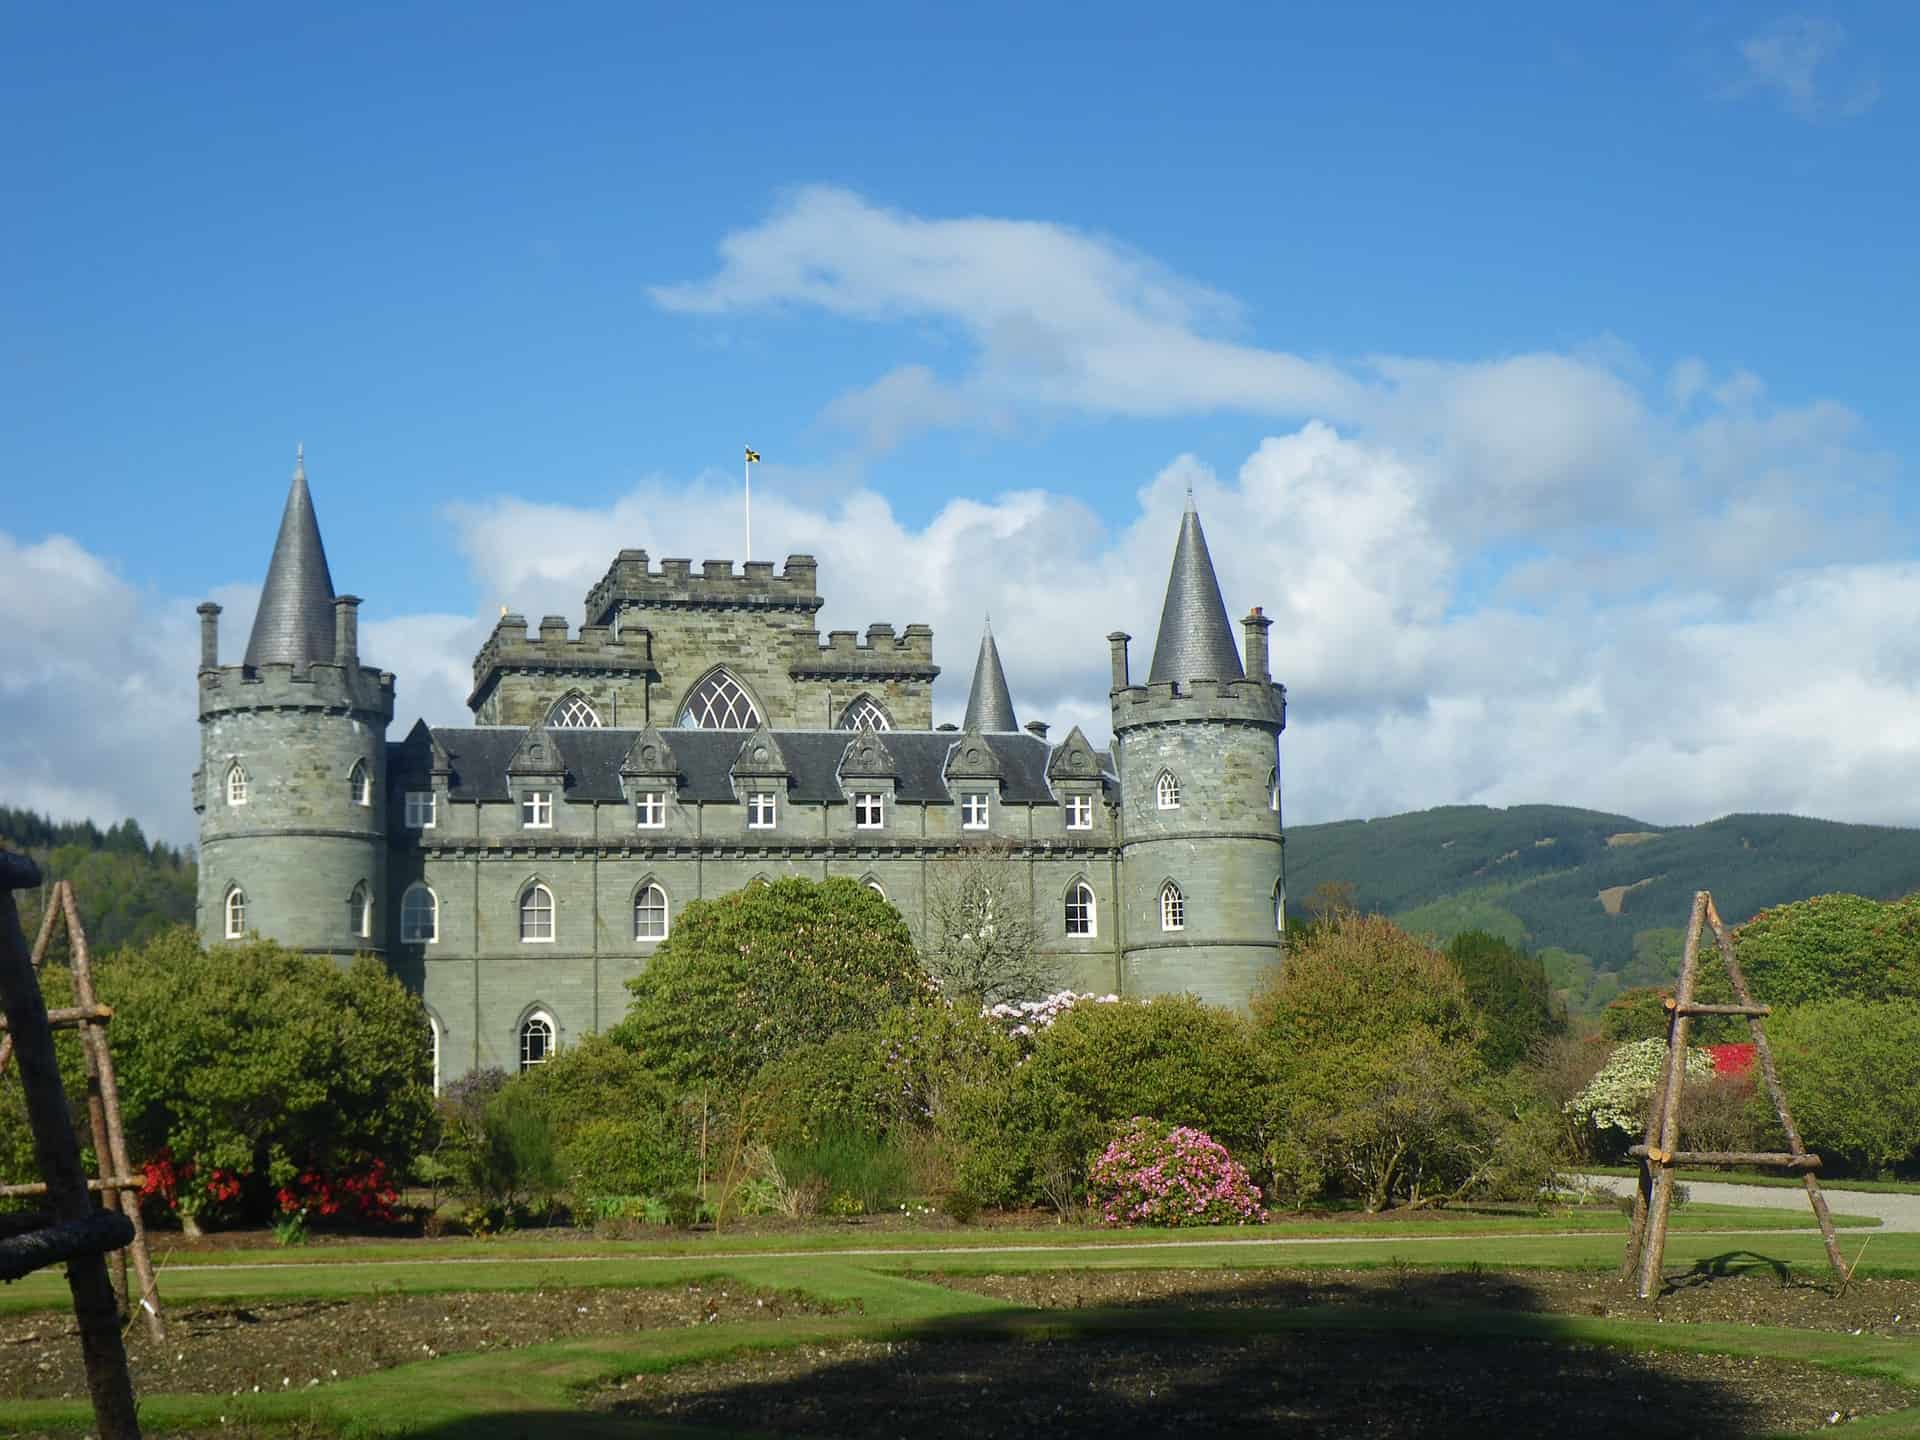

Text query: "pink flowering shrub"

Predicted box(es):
[1089, 1116, 1266, 1227]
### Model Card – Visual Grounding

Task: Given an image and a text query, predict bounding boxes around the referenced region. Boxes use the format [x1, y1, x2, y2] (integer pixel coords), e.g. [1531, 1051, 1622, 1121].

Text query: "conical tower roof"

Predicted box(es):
[245, 448, 338, 668]
[1147, 497, 1243, 685]
[962, 619, 1018, 732]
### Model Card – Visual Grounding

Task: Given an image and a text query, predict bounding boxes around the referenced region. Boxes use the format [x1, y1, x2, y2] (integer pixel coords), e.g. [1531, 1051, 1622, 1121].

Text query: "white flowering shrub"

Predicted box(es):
[981, 990, 1120, 1043]
[1566, 1038, 1715, 1134]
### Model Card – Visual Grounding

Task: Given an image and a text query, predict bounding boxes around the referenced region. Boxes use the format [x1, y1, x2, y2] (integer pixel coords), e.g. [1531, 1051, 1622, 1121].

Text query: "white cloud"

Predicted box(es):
[1732, 17, 1880, 120]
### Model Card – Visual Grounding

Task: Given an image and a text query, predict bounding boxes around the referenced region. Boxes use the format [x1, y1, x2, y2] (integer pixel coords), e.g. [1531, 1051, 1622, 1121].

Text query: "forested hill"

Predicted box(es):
[1285, 805, 1920, 1014]
[0, 807, 196, 958]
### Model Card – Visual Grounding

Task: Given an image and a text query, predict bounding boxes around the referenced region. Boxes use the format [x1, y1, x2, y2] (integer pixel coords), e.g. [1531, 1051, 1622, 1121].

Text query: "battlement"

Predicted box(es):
[790, 622, 939, 679]
[585, 549, 824, 624]
[199, 659, 396, 722]
[1111, 677, 1286, 731]
[469, 611, 656, 695]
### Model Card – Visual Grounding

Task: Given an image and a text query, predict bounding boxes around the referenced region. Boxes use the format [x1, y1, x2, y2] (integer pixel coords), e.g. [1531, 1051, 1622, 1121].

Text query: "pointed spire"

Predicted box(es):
[244, 448, 339, 667]
[1146, 503, 1244, 686]
[962, 617, 1018, 732]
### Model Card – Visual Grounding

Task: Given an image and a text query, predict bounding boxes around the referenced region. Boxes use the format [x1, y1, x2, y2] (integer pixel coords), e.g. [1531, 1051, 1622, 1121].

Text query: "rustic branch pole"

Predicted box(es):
[61, 881, 164, 1340]
[0, 879, 61, 1078]
[0, 851, 140, 1438]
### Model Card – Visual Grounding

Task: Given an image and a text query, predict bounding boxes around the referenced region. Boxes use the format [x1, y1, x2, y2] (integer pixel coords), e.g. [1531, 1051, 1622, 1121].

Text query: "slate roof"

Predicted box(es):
[1147, 500, 1244, 686]
[411, 727, 1116, 806]
[245, 455, 339, 668]
[961, 622, 1019, 732]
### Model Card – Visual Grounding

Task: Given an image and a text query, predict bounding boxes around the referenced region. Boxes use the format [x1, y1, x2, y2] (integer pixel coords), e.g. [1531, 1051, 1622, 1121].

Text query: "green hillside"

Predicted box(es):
[0, 807, 197, 960]
[1286, 805, 1920, 1014]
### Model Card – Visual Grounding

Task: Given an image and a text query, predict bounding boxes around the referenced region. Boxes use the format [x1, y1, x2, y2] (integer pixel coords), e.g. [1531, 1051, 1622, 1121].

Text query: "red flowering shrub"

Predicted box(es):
[1708, 1043, 1756, 1076]
[274, 1159, 400, 1224]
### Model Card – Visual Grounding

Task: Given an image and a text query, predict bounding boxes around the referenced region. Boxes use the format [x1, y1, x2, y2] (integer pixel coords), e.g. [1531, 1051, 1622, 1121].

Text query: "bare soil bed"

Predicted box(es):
[599, 1267, 1920, 1438]
[0, 1282, 832, 1402]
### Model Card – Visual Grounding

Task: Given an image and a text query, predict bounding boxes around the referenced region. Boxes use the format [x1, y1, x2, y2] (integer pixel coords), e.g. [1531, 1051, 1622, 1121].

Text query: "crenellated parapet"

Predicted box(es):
[468, 611, 656, 704]
[198, 661, 396, 724]
[789, 623, 939, 681]
[1110, 677, 1285, 731]
[585, 549, 824, 624]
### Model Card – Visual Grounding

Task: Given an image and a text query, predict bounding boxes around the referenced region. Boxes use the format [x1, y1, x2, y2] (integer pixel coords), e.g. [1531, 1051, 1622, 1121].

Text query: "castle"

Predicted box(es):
[194, 456, 1287, 1086]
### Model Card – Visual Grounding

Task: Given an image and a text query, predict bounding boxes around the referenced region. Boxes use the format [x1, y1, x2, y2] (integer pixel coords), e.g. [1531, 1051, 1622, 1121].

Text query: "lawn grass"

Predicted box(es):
[9, 1234, 1920, 1438]
[1582, 1164, 1920, 1196]
[0, 1202, 1875, 1317]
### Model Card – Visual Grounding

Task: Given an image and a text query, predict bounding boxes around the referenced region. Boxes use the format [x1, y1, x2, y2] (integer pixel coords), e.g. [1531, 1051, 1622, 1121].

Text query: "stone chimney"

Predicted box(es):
[197, 602, 221, 671]
[333, 596, 361, 667]
[1107, 631, 1131, 690]
[1242, 608, 1272, 685]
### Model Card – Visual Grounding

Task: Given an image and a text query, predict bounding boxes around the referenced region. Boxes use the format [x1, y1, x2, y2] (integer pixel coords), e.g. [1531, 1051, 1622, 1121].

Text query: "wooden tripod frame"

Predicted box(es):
[1621, 889, 1846, 1298]
[0, 877, 165, 1339]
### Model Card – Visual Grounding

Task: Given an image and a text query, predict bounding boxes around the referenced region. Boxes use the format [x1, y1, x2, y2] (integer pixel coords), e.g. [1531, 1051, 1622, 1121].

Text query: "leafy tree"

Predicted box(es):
[1254, 913, 1480, 1053]
[1443, 930, 1564, 1070]
[96, 927, 433, 1221]
[510, 1034, 696, 1200]
[612, 876, 931, 1089]
[920, 845, 1050, 1006]
[1764, 999, 1920, 1175]
[1733, 894, 1920, 1008]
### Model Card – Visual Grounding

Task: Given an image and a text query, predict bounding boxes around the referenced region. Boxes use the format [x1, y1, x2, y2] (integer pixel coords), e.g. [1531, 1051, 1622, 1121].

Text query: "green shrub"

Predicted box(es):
[512, 1035, 696, 1201]
[1734, 894, 1920, 1008]
[613, 877, 931, 1089]
[773, 1125, 914, 1216]
[749, 1031, 892, 1150]
[1764, 999, 1920, 1174]
[555, 1116, 695, 1202]
[461, 1082, 561, 1209]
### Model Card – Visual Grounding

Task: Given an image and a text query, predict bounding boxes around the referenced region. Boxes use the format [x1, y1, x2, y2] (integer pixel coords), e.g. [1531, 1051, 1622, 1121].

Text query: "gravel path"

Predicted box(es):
[1576, 1172, 1920, 1231]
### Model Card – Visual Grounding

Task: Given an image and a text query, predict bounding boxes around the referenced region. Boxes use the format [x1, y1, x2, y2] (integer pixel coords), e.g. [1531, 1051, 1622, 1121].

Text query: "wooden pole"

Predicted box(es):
[1634, 891, 1705, 1297]
[60, 883, 165, 1339]
[0, 853, 140, 1438]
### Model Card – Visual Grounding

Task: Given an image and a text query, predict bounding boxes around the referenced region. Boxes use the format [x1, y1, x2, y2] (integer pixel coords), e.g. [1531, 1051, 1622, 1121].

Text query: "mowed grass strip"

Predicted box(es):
[9, 1251, 1920, 1439]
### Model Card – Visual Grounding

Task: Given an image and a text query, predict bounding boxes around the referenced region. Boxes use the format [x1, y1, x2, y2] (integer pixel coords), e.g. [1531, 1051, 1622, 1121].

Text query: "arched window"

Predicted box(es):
[547, 693, 603, 728]
[519, 883, 555, 942]
[862, 876, 887, 900]
[224, 886, 247, 939]
[425, 1012, 442, 1096]
[519, 1012, 555, 1071]
[349, 759, 371, 807]
[401, 884, 438, 943]
[1160, 881, 1185, 932]
[1268, 767, 1280, 812]
[1156, 771, 1181, 810]
[1274, 879, 1285, 933]
[633, 882, 669, 941]
[837, 695, 893, 732]
[678, 669, 761, 729]
[349, 882, 372, 939]
[1065, 881, 1096, 937]
[226, 763, 249, 806]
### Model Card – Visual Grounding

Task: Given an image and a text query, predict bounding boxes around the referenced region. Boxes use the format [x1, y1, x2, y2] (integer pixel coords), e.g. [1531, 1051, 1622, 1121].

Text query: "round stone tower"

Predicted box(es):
[1110, 496, 1286, 1008]
[195, 451, 396, 959]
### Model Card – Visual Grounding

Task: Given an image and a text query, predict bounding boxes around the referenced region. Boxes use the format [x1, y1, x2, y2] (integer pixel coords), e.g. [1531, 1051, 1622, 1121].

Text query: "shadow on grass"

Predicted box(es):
[1662, 1249, 1801, 1293]
[395, 1270, 1784, 1439]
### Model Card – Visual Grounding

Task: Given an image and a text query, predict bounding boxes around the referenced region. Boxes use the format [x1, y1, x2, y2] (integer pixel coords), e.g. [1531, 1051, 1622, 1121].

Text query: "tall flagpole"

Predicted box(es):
[745, 449, 752, 562]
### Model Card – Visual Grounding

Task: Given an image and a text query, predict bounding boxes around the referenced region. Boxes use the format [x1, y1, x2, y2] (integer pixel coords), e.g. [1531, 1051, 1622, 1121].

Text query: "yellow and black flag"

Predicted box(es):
[744, 446, 761, 463]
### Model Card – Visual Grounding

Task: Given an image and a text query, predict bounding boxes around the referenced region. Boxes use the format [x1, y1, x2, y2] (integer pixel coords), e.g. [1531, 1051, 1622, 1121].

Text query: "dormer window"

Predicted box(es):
[521, 791, 553, 829]
[962, 793, 990, 830]
[1156, 772, 1181, 810]
[349, 760, 371, 807]
[854, 793, 885, 829]
[226, 763, 248, 806]
[635, 790, 666, 829]
[405, 791, 436, 829]
[747, 791, 777, 829]
[1065, 795, 1092, 830]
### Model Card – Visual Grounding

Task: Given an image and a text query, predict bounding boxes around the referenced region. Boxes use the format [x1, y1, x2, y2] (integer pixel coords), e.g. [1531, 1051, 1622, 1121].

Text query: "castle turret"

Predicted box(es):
[961, 618, 1018, 732]
[1111, 496, 1285, 1007]
[195, 450, 396, 960]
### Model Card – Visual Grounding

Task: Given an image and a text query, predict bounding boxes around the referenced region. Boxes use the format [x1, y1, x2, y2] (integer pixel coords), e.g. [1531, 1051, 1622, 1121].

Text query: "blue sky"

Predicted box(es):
[3, 4, 1916, 843]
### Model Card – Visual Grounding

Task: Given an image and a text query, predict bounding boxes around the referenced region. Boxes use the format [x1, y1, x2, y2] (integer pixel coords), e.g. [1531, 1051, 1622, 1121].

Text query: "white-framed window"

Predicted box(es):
[1160, 881, 1185, 932]
[519, 1012, 555, 1071]
[1156, 772, 1181, 810]
[961, 793, 990, 830]
[1065, 881, 1096, 937]
[747, 791, 777, 828]
[1065, 795, 1093, 830]
[349, 760, 371, 807]
[680, 669, 761, 729]
[349, 882, 372, 939]
[425, 1013, 441, 1096]
[547, 693, 603, 728]
[1268, 767, 1280, 812]
[223, 886, 247, 939]
[401, 884, 438, 943]
[633, 882, 669, 941]
[226, 763, 248, 806]
[1275, 879, 1286, 933]
[863, 878, 887, 899]
[837, 695, 893, 732]
[854, 793, 884, 829]
[404, 790, 436, 829]
[521, 790, 553, 829]
[519, 883, 555, 942]
[634, 790, 666, 828]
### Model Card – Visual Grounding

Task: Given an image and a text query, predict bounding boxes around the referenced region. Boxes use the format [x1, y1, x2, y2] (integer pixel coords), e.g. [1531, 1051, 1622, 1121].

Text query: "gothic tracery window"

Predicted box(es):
[679, 670, 761, 729]
[837, 695, 893, 732]
[1160, 881, 1185, 932]
[224, 886, 247, 939]
[548, 693, 603, 728]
